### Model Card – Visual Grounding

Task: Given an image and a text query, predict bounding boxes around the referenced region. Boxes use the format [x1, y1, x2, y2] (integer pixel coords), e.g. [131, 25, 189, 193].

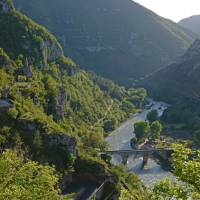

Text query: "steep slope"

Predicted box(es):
[0, 0, 147, 172]
[13, 0, 197, 86]
[143, 39, 200, 105]
[179, 15, 200, 35]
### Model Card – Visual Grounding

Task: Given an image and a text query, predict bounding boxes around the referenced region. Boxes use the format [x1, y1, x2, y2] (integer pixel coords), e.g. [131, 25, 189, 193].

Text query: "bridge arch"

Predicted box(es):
[101, 148, 173, 168]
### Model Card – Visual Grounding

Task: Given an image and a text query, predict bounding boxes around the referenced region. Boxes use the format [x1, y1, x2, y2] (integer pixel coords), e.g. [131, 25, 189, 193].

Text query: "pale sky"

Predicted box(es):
[134, 0, 200, 22]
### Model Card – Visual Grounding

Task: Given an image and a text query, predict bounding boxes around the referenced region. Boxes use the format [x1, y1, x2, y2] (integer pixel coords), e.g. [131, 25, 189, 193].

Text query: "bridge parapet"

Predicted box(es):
[101, 148, 173, 166]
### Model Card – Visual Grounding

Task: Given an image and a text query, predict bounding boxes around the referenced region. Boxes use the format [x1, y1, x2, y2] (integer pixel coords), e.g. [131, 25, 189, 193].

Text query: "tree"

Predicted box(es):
[147, 110, 158, 123]
[151, 178, 191, 200]
[150, 145, 200, 199]
[194, 129, 200, 145]
[134, 121, 150, 141]
[150, 121, 162, 140]
[172, 145, 200, 192]
[103, 118, 118, 132]
[0, 150, 63, 200]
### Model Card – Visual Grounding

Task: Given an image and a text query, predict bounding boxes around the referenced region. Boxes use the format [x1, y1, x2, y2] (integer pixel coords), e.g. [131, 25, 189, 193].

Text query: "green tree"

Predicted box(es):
[151, 145, 200, 199]
[150, 121, 162, 140]
[147, 110, 158, 123]
[121, 100, 136, 113]
[33, 131, 42, 149]
[194, 129, 200, 145]
[103, 118, 118, 132]
[0, 150, 63, 200]
[151, 178, 189, 200]
[172, 145, 200, 192]
[134, 121, 150, 141]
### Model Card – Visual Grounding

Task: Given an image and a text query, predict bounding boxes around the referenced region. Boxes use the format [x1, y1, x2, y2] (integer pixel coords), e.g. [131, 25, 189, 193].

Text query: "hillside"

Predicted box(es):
[143, 39, 200, 106]
[13, 0, 197, 86]
[179, 15, 200, 34]
[0, 0, 148, 198]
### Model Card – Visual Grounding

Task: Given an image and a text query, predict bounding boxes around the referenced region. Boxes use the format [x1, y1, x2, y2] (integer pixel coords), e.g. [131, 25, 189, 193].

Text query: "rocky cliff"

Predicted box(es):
[0, 0, 14, 14]
[0, 0, 63, 66]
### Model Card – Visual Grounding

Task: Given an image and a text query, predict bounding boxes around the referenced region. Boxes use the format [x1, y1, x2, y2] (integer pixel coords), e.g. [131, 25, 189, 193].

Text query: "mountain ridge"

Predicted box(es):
[141, 39, 200, 106]
[179, 15, 200, 35]
[13, 0, 198, 86]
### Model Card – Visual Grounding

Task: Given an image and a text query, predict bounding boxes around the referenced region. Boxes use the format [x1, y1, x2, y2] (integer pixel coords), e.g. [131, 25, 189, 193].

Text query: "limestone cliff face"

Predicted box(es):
[0, 0, 14, 14]
[0, 0, 63, 66]
[54, 88, 67, 121]
[41, 39, 63, 65]
[48, 134, 77, 157]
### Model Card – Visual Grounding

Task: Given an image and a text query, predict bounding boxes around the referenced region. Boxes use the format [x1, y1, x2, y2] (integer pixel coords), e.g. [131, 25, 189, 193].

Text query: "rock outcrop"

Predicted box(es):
[0, 99, 14, 113]
[22, 57, 32, 78]
[41, 40, 63, 64]
[54, 88, 67, 121]
[0, 0, 14, 14]
[47, 133, 77, 157]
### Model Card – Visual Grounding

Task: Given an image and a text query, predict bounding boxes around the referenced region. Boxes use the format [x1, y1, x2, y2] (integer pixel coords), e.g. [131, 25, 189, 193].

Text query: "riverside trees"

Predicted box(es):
[132, 120, 162, 145]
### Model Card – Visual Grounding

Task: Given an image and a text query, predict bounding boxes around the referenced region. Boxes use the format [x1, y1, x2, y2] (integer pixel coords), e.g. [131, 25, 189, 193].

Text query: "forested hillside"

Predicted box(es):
[0, 0, 148, 198]
[143, 39, 200, 105]
[13, 0, 197, 86]
[140, 39, 200, 146]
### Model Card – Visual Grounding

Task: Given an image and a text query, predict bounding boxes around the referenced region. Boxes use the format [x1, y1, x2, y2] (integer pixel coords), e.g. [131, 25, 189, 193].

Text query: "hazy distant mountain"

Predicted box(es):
[179, 15, 200, 34]
[143, 40, 200, 104]
[13, 0, 197, 86]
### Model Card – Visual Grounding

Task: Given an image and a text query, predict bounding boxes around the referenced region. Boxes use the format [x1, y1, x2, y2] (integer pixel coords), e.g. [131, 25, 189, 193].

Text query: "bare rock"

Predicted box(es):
[0, 0, 14, 14]
[40, 40, 63, 65]
[48, 133, 77, 157]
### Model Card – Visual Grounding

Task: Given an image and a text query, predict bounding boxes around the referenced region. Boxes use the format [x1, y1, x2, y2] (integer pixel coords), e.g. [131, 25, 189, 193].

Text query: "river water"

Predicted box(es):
[106, 98, 175, 186]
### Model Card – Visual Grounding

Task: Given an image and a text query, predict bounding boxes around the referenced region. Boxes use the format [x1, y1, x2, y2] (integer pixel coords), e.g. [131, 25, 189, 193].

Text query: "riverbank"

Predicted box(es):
[105, 98, 175, 186]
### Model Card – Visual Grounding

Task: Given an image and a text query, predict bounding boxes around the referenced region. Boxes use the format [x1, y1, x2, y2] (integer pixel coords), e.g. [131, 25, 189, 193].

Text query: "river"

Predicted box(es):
[106, 98, 175, 186]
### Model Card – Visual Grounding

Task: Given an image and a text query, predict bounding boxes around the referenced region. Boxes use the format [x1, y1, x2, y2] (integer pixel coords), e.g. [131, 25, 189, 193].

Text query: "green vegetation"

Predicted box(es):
[1, 1, 200, 199]
[161, 103, 200, 146]
[150, 121, 162, 141]
[0, 150, 62, 200]
[147, 110, 159, 123]
[133, 118, 163, 145]
[13, 0, 197, 86]
[150, 145, 200, 199]
[146, 40, 200, 144]
[0, 1, 148, 198]
[111, 166, 149, 200]
[134, 121, 150, 142]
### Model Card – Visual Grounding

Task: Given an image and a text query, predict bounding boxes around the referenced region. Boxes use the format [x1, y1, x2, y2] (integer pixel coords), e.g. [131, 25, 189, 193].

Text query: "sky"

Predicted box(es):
[134, 0, 200, 22]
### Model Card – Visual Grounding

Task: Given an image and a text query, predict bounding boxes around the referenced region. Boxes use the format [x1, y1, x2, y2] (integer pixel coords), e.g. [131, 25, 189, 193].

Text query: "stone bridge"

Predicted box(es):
[102, 148, 173, 168]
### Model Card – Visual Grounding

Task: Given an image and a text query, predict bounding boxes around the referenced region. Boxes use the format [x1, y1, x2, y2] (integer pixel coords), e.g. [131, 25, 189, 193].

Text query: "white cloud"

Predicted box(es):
[134, 0, 200, 22]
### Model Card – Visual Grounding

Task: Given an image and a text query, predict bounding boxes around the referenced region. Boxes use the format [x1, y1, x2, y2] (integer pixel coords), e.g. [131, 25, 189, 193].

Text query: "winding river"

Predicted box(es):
[106, 98, 175, 186]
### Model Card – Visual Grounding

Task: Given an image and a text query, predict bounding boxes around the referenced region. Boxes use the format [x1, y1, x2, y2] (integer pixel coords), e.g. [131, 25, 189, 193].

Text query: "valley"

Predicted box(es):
[13, 0, 198, 86]
[106, 99, 174, 186]
[0, 0, 200, 199]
